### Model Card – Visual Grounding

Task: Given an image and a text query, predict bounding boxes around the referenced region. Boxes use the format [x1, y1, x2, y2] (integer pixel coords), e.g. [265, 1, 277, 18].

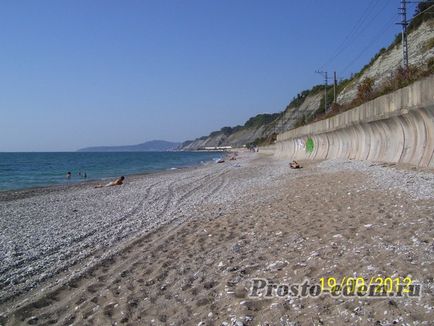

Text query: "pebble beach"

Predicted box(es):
[0, 153, 433, 325]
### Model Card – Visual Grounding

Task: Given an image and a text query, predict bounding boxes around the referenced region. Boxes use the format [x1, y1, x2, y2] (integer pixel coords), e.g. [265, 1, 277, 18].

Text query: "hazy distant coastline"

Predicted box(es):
[77, 140, 180, 152]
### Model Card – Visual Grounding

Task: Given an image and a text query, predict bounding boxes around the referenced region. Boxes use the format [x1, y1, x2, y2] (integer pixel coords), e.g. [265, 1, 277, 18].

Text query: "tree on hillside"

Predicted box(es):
[409, 0, 434, 31]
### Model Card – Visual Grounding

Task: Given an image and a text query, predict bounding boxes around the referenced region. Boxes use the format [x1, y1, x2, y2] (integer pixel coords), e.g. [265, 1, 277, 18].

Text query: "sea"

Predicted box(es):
[0, 151, 222, 191]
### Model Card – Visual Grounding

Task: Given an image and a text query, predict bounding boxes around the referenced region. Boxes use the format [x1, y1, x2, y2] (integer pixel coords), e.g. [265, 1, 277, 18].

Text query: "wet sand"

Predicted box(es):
[0, 154, 433, 325]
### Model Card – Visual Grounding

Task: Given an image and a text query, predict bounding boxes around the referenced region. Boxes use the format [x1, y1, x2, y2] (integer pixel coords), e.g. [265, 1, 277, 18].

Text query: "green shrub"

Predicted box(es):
[294, 114, 307, 129]
[244, 113, 281, 129]
[428, 57, 434, 71]
[423, 37, 434, 52]
[357, 77, 375, 102]
[409, 1, 434, 32]
[251, 132, 277, 147]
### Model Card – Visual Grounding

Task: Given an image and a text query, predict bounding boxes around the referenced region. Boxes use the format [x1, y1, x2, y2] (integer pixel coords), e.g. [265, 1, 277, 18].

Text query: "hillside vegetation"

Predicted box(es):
[181, 2, 434, 150]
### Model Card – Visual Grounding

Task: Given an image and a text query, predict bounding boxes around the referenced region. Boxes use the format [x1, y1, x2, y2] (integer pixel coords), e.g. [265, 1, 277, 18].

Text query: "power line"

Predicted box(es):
[319, 0, 393, 70]
[397, 1, 433, 69]
[340, 14, 397, 75]
[341, 1, 434, 76]
[319, 0, 379, 69]
[412, 2, 434, 19]
[315, 70, 335, 113]
[318, 1, 433, 84]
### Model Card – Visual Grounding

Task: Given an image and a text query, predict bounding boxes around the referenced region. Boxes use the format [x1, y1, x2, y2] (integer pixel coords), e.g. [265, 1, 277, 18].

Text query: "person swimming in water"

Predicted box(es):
[95, 176, 125, 188]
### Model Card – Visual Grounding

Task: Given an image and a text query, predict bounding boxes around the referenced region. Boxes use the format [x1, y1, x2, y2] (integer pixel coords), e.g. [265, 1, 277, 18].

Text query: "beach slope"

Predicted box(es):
[1, 154, 433, 325]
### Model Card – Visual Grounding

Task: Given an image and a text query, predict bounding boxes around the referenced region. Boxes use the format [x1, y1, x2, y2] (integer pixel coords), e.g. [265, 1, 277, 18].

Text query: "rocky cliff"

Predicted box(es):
[181, 87, 325, 150]
[337, 20, 434, 104]
[181, 10, 434, 150]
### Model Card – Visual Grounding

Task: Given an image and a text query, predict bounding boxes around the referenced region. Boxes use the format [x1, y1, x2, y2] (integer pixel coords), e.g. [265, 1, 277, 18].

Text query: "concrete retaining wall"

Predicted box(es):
[273, 75, 434, 168]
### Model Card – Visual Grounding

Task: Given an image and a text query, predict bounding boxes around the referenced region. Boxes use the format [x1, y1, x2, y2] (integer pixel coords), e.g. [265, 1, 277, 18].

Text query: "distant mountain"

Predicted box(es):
[77, 140, 181, 152]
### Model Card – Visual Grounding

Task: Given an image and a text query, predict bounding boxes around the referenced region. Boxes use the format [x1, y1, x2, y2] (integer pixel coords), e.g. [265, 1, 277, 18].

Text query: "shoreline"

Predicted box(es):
[0, 156, 223, 202]
[0, 152, 254, 308]
[1, 155, 433, 325]
[0, 150, 227, 197]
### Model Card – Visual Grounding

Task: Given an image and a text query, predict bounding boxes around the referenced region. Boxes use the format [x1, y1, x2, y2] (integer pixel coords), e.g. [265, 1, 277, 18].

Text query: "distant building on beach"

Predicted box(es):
[202, 146, 233, 151]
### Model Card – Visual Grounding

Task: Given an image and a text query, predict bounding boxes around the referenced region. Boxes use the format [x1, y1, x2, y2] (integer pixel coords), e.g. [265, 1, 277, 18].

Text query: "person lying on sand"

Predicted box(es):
[95, 176, 125, 188]
[289, 160, 302, 169]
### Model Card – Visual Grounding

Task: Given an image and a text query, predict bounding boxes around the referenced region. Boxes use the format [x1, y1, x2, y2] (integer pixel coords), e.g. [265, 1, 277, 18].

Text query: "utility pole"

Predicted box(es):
[315, 70, 330, 113]
[325, 71, 328, 112]
[398, 0, 409, 69]
[333, 71, 337, 103]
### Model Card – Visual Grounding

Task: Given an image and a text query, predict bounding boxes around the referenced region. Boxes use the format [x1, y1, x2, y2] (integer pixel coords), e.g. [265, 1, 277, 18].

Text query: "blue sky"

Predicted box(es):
[0, 0, 416, 151]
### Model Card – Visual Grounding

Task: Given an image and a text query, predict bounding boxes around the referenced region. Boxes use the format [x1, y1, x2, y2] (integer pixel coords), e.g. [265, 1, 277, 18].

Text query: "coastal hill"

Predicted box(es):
[77, 140, 180, 152]
[181, 7, 434, 150]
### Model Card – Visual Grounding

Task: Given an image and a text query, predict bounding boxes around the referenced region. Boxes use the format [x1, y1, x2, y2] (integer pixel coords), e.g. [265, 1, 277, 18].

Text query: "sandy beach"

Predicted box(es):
[1, 153, 433, 325]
